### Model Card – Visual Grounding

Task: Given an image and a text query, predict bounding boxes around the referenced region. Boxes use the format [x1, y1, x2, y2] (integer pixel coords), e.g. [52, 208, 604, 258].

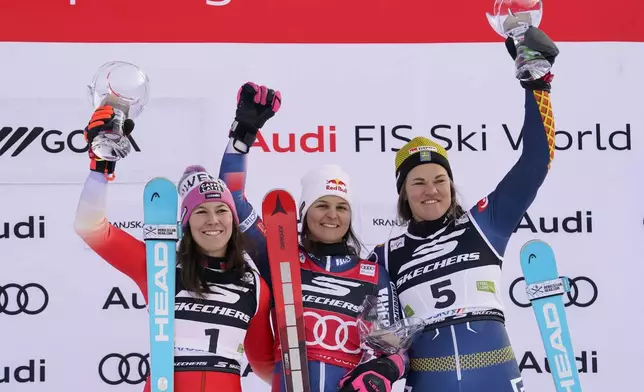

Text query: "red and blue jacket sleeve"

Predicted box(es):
[218, 139, 273, 288]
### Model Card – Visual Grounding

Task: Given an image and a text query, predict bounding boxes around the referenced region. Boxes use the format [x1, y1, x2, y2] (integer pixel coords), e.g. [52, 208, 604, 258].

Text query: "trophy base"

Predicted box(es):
[91, 134, 132, 162]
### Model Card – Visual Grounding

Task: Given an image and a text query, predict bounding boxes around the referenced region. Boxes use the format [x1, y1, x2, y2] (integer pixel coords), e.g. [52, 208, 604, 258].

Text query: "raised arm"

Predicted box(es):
[470, 28, 560, 257]
[218, 82, 282, 287]
[73, 107, 148, 299]
[219, 139, 272, 285]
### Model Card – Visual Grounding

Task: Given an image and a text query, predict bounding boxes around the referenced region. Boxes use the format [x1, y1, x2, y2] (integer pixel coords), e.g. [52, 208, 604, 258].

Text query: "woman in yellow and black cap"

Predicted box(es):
[367, 28, 559, 392]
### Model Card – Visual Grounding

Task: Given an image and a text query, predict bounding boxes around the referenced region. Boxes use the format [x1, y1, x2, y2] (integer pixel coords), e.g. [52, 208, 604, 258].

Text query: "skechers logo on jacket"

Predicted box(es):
[302, 276, 363, 312]
[174, 303, 251, 323]
[396, 226, 467, 274]
[175, 283, 251, 322]
[395, 227, 479, 288]
[396, 252, 481, 288]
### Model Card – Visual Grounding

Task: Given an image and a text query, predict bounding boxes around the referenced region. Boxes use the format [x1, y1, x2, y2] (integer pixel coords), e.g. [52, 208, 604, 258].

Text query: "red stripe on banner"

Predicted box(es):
[0, 1, 642, 43]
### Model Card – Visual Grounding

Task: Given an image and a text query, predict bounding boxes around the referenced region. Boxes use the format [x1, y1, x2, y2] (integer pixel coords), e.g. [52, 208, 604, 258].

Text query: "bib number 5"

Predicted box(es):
[431, 279, 456, 309]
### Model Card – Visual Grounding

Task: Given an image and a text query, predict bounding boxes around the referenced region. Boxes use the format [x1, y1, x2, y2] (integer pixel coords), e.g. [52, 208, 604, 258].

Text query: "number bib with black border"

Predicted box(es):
[172, 256, 261, 375]
[383, 213, 505, 325]
[297, 251, 380, 369]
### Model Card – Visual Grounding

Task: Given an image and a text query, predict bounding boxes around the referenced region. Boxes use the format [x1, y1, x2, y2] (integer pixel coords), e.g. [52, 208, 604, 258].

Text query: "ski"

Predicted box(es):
[262, 189, 310, 392]
[519, 239, 582, 392]
[143, 177, 179, 392]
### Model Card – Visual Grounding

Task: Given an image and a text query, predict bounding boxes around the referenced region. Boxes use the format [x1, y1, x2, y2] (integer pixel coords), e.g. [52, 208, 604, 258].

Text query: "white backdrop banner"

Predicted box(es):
[1, 3, 643, 392]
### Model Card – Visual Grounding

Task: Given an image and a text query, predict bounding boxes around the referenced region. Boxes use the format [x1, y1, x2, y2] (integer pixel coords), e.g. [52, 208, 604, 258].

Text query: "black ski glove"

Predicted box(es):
[505, 26, 560, 92]
[229, 82, 282, 154]
[84, 105, 135, 181]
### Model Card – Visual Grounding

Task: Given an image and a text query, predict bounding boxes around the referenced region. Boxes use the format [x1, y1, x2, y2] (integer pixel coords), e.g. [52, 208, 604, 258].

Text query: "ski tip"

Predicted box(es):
[520, 239, 554, 261]
[520, 239, 548, 253]
[144, 177, 178, 194]
[145, 176, 176, 185]
[143, 177, 179, 208]
[519, 238, 558, 283]
[261, 189, 297, 219]
[262, 188, 292, 201]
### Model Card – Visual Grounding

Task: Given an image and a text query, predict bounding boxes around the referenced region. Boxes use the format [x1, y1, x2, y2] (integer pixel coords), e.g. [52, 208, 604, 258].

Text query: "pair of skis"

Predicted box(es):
[142, 178, 309, 392]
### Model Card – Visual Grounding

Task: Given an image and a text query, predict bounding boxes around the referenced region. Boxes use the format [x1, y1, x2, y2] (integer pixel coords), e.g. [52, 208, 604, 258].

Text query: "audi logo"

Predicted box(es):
[98, 353, 149, 385]
[509, 276, 598, 308]
[305, 311, 360, 354]
[0, 283, 49, 315]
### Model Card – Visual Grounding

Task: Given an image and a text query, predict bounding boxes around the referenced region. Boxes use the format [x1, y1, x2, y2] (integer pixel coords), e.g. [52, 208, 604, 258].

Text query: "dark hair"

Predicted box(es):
[177, 220, 248, 298]
[396, 179, 465, 225]
[300, 219, 363, 257]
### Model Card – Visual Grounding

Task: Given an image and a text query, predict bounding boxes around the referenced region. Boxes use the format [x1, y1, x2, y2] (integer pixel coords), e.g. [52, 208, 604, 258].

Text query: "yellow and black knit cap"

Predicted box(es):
[394, 137, 452, 194]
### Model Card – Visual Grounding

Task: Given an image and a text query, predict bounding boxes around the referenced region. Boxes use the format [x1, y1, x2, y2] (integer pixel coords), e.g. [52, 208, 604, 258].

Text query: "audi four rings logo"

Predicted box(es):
[0, 283, 49, 315]
[305, 311, 361, 354]
[99, 353, 150, 385]
[509, 276, 598, 308]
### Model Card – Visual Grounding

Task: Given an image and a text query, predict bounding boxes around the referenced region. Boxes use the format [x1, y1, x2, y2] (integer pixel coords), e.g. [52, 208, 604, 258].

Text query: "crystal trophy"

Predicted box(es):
[486, 0, 552, 81]
[87, 61, 150, 161]
[355, 295, 425, 364]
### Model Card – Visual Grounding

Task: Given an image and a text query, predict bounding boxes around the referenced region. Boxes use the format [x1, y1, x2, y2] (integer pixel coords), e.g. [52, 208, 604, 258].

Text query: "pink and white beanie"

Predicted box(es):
[178, 165, 239, 228]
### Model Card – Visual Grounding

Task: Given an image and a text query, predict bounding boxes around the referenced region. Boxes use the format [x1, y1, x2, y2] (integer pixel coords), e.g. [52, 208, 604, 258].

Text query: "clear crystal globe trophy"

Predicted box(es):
[87, 61, 150, 161]
[486, 0, 551, 81]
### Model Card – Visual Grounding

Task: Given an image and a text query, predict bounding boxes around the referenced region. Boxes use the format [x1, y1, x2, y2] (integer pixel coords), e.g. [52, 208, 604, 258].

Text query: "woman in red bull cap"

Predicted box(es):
[218, 82, 407, 392]
[74, 107, 275, 392]
[367, 29, 560, 392]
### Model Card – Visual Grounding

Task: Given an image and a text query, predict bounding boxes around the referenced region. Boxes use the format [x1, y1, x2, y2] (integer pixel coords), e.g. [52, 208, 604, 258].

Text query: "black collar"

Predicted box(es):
[305, 241, 350, 257]
[408, 211, 450, 237]
[203, 255, 227, 270]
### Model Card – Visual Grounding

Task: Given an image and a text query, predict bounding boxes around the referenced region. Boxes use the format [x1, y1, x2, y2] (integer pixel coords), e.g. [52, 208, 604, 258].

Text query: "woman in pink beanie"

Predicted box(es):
[74, 107, 275, 392]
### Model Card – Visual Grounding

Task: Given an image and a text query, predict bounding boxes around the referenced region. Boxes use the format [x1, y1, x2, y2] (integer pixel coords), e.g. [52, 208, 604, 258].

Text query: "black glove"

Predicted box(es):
[229, 82, 281, 154]
[505, 26, 560, 91]
[338, 354, 405, 392]
[84, 105, 135, 181]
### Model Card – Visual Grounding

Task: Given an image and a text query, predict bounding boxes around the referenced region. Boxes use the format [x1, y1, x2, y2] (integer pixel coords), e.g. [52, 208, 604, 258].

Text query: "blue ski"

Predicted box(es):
[143, 177, 179, 392]
[519, 239, 582, 392]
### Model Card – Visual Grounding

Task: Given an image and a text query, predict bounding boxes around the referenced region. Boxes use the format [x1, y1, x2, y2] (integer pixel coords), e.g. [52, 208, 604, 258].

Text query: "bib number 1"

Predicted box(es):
[205, 328, 220, 353]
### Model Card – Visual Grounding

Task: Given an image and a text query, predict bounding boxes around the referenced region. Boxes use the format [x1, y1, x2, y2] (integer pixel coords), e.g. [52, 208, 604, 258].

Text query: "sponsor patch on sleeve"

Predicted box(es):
[477, 197, 489, 213]
[359, 264, 376, 277]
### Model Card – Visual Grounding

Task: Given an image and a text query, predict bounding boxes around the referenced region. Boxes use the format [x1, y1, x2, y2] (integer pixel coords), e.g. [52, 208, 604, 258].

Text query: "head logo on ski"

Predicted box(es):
[528, 253, 537, 263]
